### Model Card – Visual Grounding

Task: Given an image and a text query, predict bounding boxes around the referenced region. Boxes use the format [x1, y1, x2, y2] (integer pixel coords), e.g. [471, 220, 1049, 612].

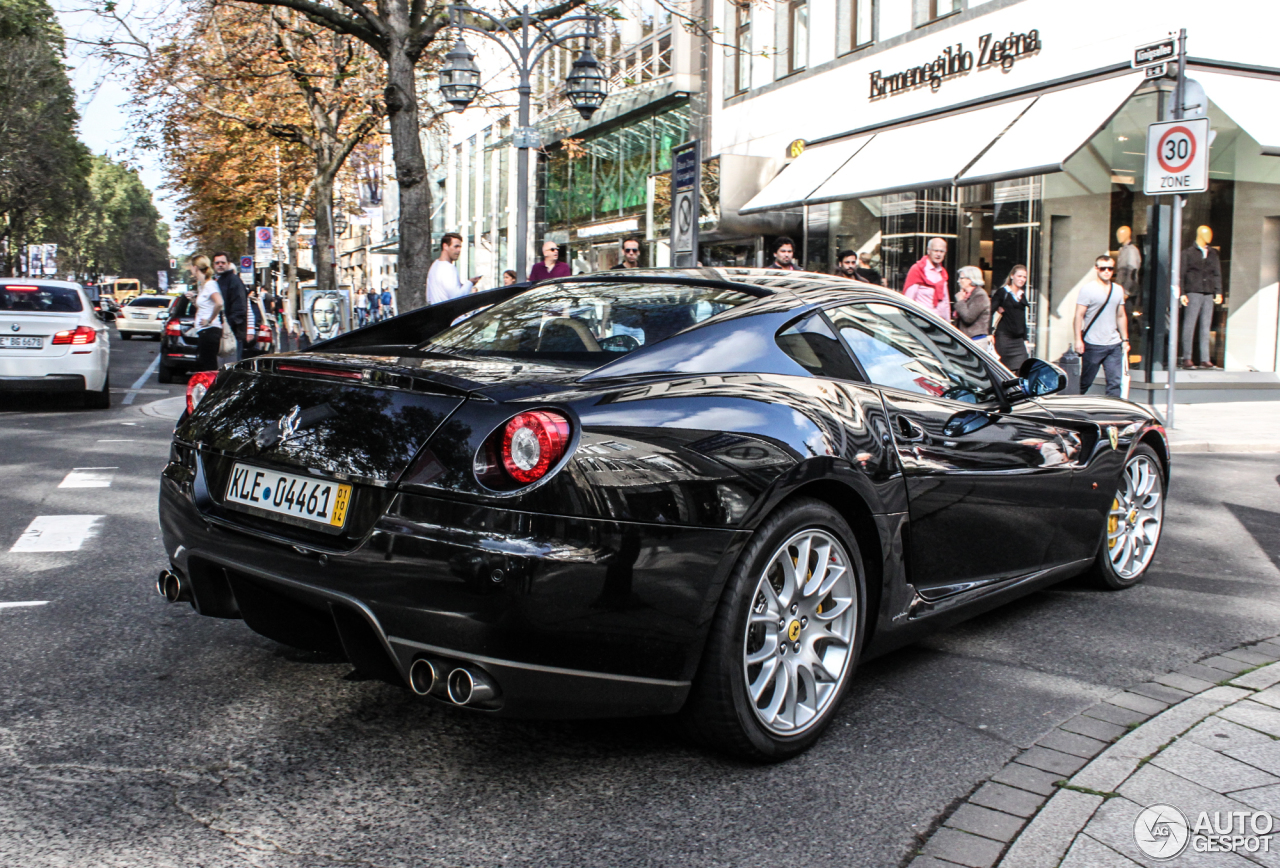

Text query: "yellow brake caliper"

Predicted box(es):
[1107, 497, 1120, 549]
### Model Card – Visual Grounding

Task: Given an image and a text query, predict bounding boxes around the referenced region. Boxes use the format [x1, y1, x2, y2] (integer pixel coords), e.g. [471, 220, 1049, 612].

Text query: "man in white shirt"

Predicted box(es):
[427, 233, 481, 305]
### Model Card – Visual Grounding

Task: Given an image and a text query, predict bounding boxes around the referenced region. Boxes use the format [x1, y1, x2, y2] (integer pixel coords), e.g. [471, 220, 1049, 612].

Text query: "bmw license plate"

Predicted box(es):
[224, 463, 352, 529]
[0, 335, 42, 349]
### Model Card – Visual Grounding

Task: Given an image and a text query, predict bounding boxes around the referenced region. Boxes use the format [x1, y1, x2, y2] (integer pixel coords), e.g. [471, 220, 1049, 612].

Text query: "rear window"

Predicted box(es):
[0, 285, 83, 312]
[169, 296, 194, 318]
[424, 282, 758, 362]
[127, 296, 172, 308]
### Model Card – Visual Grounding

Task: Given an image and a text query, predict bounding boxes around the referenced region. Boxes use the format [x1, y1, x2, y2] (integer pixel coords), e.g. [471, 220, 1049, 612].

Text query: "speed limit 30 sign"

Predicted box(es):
[1144, 117, 1210, 195]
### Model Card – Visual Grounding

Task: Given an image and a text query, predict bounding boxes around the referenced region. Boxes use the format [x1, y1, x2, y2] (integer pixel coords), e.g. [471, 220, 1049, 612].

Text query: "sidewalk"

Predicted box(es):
[1154, 402, 1280, 453]
[913, 638, 1280, 868]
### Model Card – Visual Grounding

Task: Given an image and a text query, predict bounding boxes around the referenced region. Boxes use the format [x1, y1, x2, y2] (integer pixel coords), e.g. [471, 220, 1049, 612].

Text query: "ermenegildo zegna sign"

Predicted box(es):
[869, 29, 1042, 99]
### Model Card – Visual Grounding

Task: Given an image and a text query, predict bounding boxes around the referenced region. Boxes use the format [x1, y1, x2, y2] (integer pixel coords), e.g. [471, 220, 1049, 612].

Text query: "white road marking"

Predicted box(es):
[59, 467, 118, 488]
[122, 355, 162, 405]
[10, 516, 104, 552]
[0, 601, 49, 610]
[96, 439, 135, 443]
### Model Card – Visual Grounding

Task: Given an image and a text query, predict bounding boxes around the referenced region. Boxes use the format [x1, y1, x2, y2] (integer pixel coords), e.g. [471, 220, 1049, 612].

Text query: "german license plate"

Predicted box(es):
[0, 335, 42, 349]
[129, 312, 148, 319]
[224, 463, 352, 528]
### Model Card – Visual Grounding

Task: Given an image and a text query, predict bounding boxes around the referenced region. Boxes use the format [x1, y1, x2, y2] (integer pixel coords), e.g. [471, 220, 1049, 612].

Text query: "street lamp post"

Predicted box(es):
[284, 207, 301, 351]
[439, 4, 607, 280]
[333, 207, 349, 329]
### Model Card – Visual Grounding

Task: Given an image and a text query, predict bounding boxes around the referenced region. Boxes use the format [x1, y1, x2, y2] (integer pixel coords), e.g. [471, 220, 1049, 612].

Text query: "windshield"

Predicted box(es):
[424, 282, 759, 362]
[0, 285, 83, 312]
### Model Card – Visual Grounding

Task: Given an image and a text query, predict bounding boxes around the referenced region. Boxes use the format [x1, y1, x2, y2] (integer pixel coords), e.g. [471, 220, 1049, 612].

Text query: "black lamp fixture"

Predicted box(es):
[440, 38, 482, 112]
[333, 210, 348, 236]
[565, 47, 607, 120]
[284, 209, 301, 235]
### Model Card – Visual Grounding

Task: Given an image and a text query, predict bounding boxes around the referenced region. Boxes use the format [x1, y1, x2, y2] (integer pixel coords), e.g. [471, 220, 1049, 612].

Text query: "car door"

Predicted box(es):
[825, 300, 1076, 597]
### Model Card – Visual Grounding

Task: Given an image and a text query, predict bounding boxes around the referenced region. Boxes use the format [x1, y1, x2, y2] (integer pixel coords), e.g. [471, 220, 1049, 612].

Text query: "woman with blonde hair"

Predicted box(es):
[992, 264, 1031, 372]
[188, 254, 224, 372]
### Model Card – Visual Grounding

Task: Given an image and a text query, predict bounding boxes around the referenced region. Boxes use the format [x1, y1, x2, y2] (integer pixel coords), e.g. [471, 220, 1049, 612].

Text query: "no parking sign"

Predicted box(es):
[1144, 117, 1209, 195]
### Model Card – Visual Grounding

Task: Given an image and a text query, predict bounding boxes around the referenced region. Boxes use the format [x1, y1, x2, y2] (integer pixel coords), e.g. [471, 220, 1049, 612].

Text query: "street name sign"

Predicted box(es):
[670, 140, 701, 268]
[1144, 117, 1209, 195]
[1133, 38, 1175, 68]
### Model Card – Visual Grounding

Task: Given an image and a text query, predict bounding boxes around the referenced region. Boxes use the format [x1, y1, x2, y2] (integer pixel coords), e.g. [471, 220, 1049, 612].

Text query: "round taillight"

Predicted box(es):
[186, 370, 218, 414]
[500, 411, 572, 484]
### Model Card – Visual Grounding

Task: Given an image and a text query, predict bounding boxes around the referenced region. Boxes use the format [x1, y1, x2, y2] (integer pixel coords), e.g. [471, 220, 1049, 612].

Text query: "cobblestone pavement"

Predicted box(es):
[913, 637, 1280, 867]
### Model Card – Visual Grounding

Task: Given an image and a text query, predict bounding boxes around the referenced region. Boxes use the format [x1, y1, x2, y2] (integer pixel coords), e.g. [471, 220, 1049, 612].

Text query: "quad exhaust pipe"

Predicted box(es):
[156, 570, 191, 604]
[446, 667, 498, 706]
[408, 658, 498, 706]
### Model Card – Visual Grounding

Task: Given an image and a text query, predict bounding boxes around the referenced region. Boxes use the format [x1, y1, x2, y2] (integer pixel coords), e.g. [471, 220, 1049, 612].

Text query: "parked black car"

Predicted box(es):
[158, 270, 1169, 760]
[158, 294, 199, 383]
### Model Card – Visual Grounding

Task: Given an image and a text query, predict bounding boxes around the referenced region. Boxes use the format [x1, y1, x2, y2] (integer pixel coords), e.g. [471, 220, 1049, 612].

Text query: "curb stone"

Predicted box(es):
[907, 637, 1280, 868]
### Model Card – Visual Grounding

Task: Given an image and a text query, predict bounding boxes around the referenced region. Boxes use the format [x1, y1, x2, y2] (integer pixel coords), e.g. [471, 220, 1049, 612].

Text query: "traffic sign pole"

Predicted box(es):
[1166, 28, 1187, 429]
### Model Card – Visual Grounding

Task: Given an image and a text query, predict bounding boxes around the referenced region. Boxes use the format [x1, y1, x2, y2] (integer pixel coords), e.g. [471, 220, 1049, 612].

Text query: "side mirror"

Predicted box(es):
[943, 409, 993, 437]
[1015, 359, 1067, 399]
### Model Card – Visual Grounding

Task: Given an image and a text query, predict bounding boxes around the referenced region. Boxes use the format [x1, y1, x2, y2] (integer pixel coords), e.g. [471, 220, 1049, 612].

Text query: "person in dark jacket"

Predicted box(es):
[1179, 225, 1224, 369]
[953, 266, 992, 353]
[991, 264, 1031, 373]
[212, 252, 248, 361]
[854, 253, 882, 285]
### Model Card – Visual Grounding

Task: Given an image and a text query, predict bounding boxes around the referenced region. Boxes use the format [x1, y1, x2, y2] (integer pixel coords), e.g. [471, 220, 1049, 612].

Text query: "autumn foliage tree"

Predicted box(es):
[134, 1, 383, 295]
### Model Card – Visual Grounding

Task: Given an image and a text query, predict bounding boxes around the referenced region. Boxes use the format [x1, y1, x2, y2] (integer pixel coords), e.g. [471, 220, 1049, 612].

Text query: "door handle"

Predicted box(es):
[896, 415, 927, 443]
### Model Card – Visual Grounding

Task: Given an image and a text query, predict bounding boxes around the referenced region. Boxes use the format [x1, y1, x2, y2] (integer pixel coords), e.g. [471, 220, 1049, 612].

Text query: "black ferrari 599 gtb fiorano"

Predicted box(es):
[158, 269, 1169, 760]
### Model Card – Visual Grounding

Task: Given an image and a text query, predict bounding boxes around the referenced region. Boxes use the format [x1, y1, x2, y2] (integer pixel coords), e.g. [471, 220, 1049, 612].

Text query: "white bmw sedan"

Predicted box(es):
[0, 279, 111, 408]
[118, 293, 175, 339]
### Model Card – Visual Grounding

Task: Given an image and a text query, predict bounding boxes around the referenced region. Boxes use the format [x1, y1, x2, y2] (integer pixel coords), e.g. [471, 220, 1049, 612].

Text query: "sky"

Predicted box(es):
[55, 2, 184, 245]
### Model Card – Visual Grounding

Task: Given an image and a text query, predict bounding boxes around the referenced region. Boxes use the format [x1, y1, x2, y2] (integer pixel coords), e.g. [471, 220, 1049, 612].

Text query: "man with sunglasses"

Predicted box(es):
[1073, 254, 1129, 397]
[611, 239, 642, 269]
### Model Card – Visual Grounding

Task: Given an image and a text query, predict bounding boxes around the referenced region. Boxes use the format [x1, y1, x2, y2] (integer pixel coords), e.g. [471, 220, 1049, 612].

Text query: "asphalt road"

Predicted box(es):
[3, 332, 1279, 867]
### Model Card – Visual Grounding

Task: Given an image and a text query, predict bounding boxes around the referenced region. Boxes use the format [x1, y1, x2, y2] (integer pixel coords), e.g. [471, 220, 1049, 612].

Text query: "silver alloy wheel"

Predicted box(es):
[1108, 453, 1164, 579]
[742, 529, 857, 736]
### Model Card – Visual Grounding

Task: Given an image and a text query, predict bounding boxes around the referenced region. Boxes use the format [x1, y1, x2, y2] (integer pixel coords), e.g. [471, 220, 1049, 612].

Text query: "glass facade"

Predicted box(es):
[539, 102, 690, 236]
[803, 84, 1280, 380]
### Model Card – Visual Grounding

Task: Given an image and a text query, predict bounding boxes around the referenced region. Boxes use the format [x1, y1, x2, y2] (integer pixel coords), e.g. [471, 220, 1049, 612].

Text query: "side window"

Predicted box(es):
[776, 313, 862, 381]
[827, 302, 998, 404]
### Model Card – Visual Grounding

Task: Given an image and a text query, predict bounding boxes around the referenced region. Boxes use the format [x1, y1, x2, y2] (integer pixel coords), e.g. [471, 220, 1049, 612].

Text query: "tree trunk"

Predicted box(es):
[385, 40, 431, 312]
[310, 169, 335, 338]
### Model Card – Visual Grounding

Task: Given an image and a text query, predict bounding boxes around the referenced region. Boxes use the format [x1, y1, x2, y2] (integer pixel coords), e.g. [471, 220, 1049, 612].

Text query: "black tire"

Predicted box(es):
[681, 497, 866, 761]
[84, 374, 110, 409]
[1088, 444, 1166, 590]
[118, 332, 132, 340]
[157, 361, 175, 384]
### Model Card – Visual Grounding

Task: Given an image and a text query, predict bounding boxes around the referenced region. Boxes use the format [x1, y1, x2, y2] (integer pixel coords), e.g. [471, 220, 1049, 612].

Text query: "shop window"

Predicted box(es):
[658, 34, 672, 75]
[839, 0, 874, 54]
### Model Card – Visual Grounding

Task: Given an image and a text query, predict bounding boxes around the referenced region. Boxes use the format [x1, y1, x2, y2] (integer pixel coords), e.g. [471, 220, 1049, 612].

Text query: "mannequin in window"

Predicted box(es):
[1178, 225, 1223, 370]
[1114, 226, 1141, 299]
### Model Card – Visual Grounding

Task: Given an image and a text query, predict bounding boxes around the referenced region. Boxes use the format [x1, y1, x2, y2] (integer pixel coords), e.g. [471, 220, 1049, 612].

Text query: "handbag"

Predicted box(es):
[219, 313, 237, 356]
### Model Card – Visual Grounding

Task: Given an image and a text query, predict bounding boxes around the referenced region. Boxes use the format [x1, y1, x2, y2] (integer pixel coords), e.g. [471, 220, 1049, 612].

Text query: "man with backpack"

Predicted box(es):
[1073, 254, 1129, 397]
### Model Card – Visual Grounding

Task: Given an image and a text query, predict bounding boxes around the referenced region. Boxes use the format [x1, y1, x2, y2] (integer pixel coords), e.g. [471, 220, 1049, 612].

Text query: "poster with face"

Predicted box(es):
[301, 288, 350, 340]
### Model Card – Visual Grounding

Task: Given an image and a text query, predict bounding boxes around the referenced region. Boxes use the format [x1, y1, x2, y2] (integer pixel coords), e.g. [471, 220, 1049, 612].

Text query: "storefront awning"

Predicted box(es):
[806, 99, 1033, 203]
[958, 74, 1143, 186]
[738, 136, 872, 215]
[1193, 71, 1280, 156]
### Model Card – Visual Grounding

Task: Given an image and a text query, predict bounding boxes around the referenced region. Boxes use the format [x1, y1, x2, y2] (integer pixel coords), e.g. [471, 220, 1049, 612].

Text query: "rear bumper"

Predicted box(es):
[0, 374, 86, 393]
[158, 465, 747, 718]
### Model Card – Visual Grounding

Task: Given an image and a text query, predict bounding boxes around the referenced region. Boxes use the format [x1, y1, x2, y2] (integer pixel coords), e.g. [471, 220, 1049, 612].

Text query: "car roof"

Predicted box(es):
[0, 278, 85, 291]
[551, 267, 894, 311]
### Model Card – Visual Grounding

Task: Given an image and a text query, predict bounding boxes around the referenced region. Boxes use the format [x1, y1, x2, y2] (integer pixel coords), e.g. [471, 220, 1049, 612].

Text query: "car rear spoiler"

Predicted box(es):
[310, 283, 532, 353]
